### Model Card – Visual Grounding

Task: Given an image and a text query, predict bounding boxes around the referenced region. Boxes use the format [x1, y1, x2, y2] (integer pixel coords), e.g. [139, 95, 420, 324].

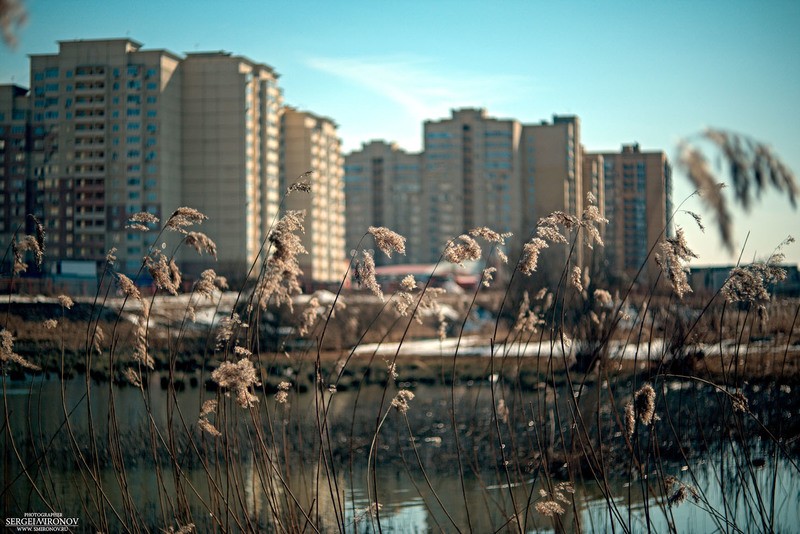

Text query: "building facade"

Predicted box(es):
[0, 84, 35, 248]
[421, 108, 523, 261]
[2, 38, 346, 287]
[28, 39, 183, 273]
[343, 140, 423, 265]
[181, 52, 283, 277]
[281, 108, 346, 285]
[591, 143, 672, 282]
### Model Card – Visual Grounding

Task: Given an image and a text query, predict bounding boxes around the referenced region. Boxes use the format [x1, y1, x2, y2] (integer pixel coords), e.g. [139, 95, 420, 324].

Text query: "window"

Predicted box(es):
[146, 110, 157, 118]
[146, 82, 158, 91]
[146, 96, 157, 104]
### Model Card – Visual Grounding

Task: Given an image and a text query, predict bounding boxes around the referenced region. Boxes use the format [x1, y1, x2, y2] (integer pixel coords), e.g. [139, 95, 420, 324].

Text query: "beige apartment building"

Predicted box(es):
[343, 140, 423, 264]
[281, 108, 346, 285]
[3, 37, 349, 288]
[590, 143, 672, 283]
[28, 39, 183, 273]
[520, 115, 584, 270]
[181, 52, 283, 277]
[421, 108, 523, 261]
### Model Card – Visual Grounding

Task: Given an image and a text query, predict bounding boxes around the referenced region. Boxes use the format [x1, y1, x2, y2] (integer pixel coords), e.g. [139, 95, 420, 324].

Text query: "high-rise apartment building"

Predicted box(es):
[181, 52, 283, 276]
[590, 143, 672, 282]
[421, 108, 522, 261]
[520, 115, 584, 269]
[28, 39, 183, 273]
[0, 84, 35, 247]
[343, 140, 423, 264]
[281, 108, 346, 285]
[343, 110, 584, 266]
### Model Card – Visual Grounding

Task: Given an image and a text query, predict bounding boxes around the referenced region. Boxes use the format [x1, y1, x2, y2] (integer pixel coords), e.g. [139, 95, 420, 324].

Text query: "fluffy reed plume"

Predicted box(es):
[354, 250, 383, 301]
[443, 234, 482, 265]
[11, 234, 42, 273]
[656, 227, 697, 299]
[211, 357, 261, 408]
[126, 211, 159, 232]
[386, 361, 398, 381]
[255, 210, 307, 311]
[535, 500, 565, 518]
[91, 325, 105, 355]
[194, 269, 225, 300]
[1, 329, 39, 370]
[701, 129, 798, 211]
[184, 231, 217, 259]
[391, 390, 415, 414]
[106, 247, 118, 265]
[469, 225, 513, 262]
[721, 237, 791, 319]
[43, 319, 57, 329]
[57, 294, 73, 309]
[368, 226, 406, 258]
[133, 300, 154, 369]
[535, 483, 572, 517]
[165, 207, 207, 234]
[147, 254, 181, 295]
[594, 289, 614, 306]
[31, 215, 45, 259]
[665, 477, 699, 507]
[678, 142, 733, 251]
[275, 381, 291, 404]
[481, 267, 496, 287]
[0, 0, 27, 47]
[216, 313, 247, 348]
[580, 193, 608, 248]
[519, 238, 549, 275]
[287, 178, 312, 194]
[537, 212, 578, 244]
[298, 297, 321, 336]
[197, 399, 220, 436]
[626, 383, 656, 437]
[124, 367, 142, 388]
[570, 266, 583, 292]
[731, 390, 749, 413]
[234, 345, 252, 357]
[117, 273, 141, 301]
[625, 400, 636, 438]
[469, 226, 513, 245]
[635, 384, 656, 425]
[685, 211, 705, 232]
[197, 418, 221, 438]
[394, 275, 417, 316]
[512, 291, 543, 334]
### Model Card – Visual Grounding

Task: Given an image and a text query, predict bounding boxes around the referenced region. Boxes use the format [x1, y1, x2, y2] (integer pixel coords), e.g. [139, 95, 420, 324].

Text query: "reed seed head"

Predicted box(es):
[368, 226, 406, 258]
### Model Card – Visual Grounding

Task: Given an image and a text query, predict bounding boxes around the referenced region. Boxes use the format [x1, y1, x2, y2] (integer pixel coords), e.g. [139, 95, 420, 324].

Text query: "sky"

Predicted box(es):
[1, 0, 798, 266]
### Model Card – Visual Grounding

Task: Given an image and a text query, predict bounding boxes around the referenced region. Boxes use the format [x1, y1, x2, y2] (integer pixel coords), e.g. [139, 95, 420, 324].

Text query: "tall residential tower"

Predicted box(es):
[343, 141, 422, 265]
[181, 51, 283, 277]
[281, 108, 346, 285]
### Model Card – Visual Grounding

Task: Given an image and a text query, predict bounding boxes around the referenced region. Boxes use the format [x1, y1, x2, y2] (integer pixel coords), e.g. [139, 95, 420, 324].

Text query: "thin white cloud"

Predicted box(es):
[305, 54, 535, 123]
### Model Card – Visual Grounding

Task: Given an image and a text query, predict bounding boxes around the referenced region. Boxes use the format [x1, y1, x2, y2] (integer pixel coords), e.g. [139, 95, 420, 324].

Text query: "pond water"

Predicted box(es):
[2, 373, 798, 532]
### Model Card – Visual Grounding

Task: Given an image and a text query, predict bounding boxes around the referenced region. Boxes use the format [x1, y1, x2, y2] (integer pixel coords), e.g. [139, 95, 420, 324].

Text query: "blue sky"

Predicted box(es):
[1, 0, 798, 265]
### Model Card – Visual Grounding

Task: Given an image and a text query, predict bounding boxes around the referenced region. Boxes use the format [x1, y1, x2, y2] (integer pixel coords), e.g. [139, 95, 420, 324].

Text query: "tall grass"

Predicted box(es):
[1, 136, 799, 533]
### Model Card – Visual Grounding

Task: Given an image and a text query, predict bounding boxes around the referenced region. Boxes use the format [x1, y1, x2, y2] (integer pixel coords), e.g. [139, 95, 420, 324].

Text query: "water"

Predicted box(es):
[2, 373, 798, 532]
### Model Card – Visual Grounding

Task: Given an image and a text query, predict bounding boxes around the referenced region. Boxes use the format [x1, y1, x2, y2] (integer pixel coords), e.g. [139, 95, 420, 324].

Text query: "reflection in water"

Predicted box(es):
[2, 374, 798, 532]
